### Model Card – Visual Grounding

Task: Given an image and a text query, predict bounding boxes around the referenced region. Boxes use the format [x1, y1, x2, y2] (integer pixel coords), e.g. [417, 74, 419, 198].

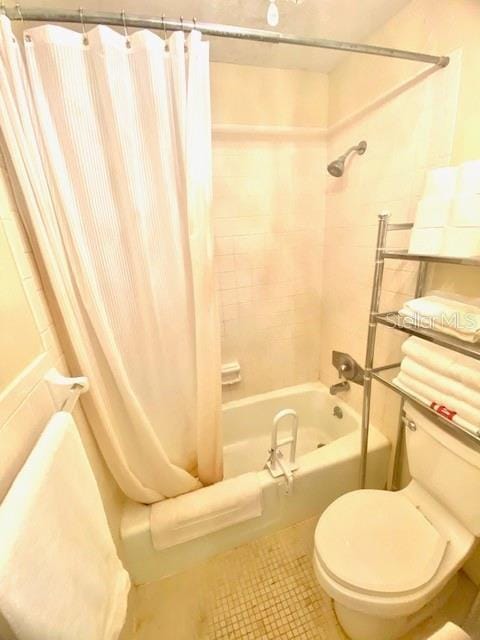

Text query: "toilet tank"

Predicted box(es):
[405, 404, 480, 535]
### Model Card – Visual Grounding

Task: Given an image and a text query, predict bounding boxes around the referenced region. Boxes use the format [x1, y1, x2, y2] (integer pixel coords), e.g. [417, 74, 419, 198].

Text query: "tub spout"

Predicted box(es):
[330, 380, 350, 395]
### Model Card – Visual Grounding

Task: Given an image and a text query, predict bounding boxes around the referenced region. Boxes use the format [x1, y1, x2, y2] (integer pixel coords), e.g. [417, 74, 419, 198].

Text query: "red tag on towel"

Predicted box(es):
[430, 402, 457, 421]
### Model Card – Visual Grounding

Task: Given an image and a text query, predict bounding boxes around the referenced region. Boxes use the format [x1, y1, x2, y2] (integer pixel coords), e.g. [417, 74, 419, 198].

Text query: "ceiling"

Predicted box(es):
[21, 0, 411, 72]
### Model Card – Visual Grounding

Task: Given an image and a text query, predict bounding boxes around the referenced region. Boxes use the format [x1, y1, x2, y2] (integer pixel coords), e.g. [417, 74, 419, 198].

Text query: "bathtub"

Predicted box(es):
[121, 381, 390, 584]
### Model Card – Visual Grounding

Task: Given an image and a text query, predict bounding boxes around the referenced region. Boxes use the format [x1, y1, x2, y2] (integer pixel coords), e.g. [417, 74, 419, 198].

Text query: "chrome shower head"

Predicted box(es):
[327, 140, 367, 177]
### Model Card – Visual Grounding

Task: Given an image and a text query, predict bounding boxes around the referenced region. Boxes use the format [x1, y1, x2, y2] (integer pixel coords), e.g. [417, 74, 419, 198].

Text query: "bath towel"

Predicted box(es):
[408, 227, 445, 255]
[423, 166, 458, 198]
[414, 196, 452, 228]
[442, 227, 480, 258]
[151, 472, 263, 551]
[427, 622, 471, 640]
[451, 195, 480, 227]
[399, 295, 480, 343]
[401, 356, 480, 411]
[402, 336, 480, 391]
[457, 160, 480, 195]
[0, 411, 130, 640]
[394, 373, 480, 435]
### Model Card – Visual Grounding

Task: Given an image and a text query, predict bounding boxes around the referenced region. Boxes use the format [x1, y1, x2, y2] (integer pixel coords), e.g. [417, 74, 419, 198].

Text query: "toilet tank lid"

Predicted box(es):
[315, 490, 448, 595]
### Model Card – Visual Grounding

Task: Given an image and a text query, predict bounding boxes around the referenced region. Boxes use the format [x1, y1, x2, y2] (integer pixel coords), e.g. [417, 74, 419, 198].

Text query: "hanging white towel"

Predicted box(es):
[402, 336, 480, 391]
[0, 412, 130, 640]
[414, 196, 452, 228]
[423, 166, 458, 198]
[399, 295, 480, 343]
[150, 472, 263, 551]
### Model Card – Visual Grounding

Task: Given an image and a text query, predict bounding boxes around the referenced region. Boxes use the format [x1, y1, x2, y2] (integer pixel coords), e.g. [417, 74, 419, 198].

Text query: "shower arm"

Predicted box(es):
[2, 6, 449, 68]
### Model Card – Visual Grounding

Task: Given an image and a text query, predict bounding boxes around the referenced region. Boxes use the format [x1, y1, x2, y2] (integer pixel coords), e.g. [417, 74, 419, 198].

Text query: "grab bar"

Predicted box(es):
[265, 409, 299, 494]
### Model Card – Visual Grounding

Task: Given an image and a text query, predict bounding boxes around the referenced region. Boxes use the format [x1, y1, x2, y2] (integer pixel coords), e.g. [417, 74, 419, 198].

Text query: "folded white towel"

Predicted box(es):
[441, 227, 480, 258]
[402, 336, 480, 391]
[395, 371, 480, 427]
[0, 412, 130, 640]
[424, 167, 458, 198]
[150, 472, 263, 551]
[408, 228, 445, 255]
[399, 295, 480, 343]
[414, 197, 452, 228]
[451, 195, 480, 227]
[394, 376, 479, 437]
[427, 622, 471, 640]
[401, 356, 480, 411]
[457, 160, 480, 195]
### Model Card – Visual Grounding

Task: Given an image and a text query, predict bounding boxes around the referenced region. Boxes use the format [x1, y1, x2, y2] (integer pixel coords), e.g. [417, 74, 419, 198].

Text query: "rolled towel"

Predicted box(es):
[409, 228, 445, 255]
[402, 336, 480, 392]
[441, 227, 480, 258]
[150, 472, 262, 551]
[394, 375, 479, 437]
[398, 295, 480, 342]
[395, 371, 480, 426]
[427, 622, 471, 640]
[414, 196, 452, 228]
[457, 160, 480, 195]
[450, 194, 480, 227]
[401, 356, 480, 411]
[424, 166, 458, 198]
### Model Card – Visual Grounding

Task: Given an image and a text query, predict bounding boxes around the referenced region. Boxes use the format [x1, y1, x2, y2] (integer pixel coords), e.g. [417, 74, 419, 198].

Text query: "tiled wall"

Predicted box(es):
[0, 151, 124, 544]
[213, 133, 326, 401]
[319, 51, 462, 441]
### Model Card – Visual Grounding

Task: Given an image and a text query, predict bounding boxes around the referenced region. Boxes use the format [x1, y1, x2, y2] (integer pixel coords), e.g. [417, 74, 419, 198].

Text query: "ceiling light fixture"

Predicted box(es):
[267, 0, 279, 27]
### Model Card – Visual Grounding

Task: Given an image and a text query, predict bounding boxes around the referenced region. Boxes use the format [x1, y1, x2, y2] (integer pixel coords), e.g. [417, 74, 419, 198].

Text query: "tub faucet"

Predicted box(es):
[330, 380, 350, 395]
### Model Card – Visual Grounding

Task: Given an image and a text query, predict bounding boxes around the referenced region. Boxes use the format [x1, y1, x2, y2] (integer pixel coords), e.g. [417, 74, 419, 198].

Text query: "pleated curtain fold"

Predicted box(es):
[0, 16, 222, 503]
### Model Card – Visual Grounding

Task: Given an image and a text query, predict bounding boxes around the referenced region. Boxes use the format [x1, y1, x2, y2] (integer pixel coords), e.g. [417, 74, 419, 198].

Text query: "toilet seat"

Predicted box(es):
[315, 490, 448, 596]
[313, 482, 474, 619]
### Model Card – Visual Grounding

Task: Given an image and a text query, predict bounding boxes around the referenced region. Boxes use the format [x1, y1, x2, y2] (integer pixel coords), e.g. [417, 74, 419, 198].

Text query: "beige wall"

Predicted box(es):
[211, 62, 328, 128]
[210, 65, 328, 400]
[328, 0, 480, 164]
[325, 0, 480, 585]
[0, 150, 124, 547]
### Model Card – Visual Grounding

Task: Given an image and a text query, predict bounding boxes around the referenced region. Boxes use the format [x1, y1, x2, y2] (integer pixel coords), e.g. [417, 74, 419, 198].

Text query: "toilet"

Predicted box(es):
[313, 403, 480, 640]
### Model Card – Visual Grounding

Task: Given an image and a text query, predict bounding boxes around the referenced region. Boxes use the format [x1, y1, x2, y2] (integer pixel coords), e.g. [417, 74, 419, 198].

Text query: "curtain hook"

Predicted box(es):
[16, 3, 31, 41]
[180, 15, 184, 31]
[161, 13, 168, 50]
[15, 3, 23, 22]
[0, 2, 6, 16]
[121, 9, 131, 48]
[78, 7, 88, 45]
[192, 16, 197, 30]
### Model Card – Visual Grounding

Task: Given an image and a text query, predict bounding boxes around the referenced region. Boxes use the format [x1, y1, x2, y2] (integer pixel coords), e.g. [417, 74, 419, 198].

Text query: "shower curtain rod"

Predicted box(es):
[3, 6, 449, 67]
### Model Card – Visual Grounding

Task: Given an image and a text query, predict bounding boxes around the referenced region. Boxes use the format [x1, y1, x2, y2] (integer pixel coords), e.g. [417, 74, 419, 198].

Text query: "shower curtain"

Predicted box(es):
[0, 17, 222, 503]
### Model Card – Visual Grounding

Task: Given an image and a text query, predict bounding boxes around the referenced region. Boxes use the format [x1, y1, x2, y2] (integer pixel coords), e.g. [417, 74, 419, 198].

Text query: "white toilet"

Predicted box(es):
[313, 403, 480, 640]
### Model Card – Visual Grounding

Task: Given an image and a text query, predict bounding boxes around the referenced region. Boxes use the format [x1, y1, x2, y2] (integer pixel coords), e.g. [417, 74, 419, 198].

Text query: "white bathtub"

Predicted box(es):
[121, 382, 390, 584]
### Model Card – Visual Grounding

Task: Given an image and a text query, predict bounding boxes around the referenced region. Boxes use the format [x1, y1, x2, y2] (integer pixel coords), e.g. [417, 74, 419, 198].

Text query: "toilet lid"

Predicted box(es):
[315, 490, 448, 595]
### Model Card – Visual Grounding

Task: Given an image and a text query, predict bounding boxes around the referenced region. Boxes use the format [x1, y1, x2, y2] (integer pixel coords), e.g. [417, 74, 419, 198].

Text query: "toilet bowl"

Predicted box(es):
[313, 403, 480, 640]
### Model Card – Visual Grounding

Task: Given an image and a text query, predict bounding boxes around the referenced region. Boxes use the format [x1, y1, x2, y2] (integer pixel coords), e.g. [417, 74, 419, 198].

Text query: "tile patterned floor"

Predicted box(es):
[130, 516, 477, 640]
[133, 517, 346, 640]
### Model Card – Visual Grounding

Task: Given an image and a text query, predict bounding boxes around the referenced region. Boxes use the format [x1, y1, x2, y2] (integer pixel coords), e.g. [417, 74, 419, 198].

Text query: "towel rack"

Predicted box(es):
[360, 214, 480, 491]
[44, 368, 89, 413]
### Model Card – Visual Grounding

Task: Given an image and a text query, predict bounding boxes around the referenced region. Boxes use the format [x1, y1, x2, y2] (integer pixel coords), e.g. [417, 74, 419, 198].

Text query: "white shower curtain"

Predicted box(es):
[0, 17, 222, 503]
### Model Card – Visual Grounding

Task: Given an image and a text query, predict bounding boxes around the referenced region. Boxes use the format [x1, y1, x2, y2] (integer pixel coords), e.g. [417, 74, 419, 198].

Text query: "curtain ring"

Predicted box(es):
[0, 2, 7, 16]
[192, 16, 197, 30]
[121, 9, 131, 48]
[180, 15, 184, 31]
[79, 7, 88, 45]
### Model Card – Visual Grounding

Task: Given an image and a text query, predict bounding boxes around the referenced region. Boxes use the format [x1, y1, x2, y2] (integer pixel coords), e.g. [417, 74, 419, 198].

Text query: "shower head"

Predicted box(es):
[327, 140, 367, 177]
